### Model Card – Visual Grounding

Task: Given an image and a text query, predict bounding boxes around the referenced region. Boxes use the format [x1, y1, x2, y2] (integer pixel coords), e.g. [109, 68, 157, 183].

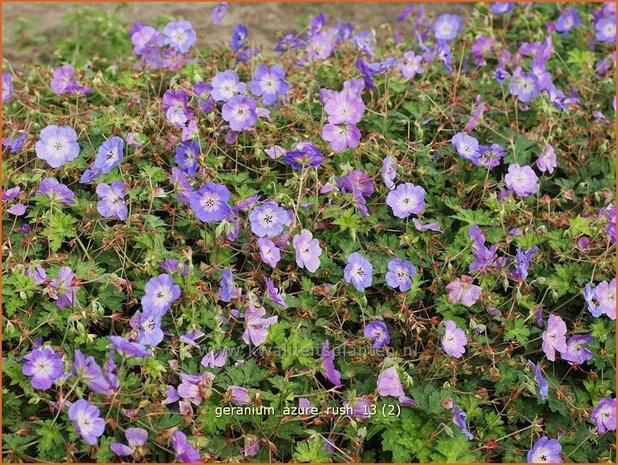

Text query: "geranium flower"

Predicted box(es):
[322, 123, 361, 153]
[257, 237, 280, 268]
[472, 144, 506, 169]
[227, 386, 250, 405]
[284, 142, 325, 169]
[468, 225, 498, 273]
[242, 304, 277, 346]
[527, 437, 562, 463]
[218, 269, 241, 302]
[249, 64, 290, 105]
[433, 14, 462, 41]
[446, 275, 481, 307]
[584, 279, 616, 319]
[96, 181, 128, 221]
[68, 399, 106, 446]
[453, 406, 473, 440]
[170, 168, 192, 204]
[35, 125, 80, 168]
[381, 155, 397, 189]
[441, 320, 467, 358]
[178, 371, 215, 405]
[364, 320, 390, 348]
[3, 132, 27, 153]
[451, 132, 480, 160]
[221, 95, 258, 131]
[231, 23, 248, 52]
[189, 182, 232, 222]
[211, 70, 246, 102]
[109, 336, 152, 358]
[509, 68, 541, 102]
[510, 245, 539, 282]
[2, 72, 13, 102]
[492, 2, 515, 14]
[49, 266, 80, 309]
[73, 349, 114, 395]
[163, 20, 196, 53]
[141, 274, 181, 315]
[397, 51, 424, 79]
[292, 229, 322, 273]
[212, 2, 228, 25]
[595, 15, 616, 42]
[556, 8, 581, 34]
[264, 278, 287, 309]
[36, 178, 76, 206]
[93, 136, 124, 175]
[505, 164, 539, 198]
[531, 360, 549, 400]
[324, 90, 365, 125]
[560, 335, 593, 365]
[343, 398, 373, 420]
[50, 65, 90, 95]
[591, 397, 616, 434]
[541, 314, 567, 361]
[172, 431, 201, 463]
[344, 252, 373, 291]
[321, 339, 342, 386]
[175, 140, 199, 177]
[386, 183, 426, 218]
[201, 348, 228, 368]
[22, 346, 64, 390]
[244, 435, 261, 457]
[248, 201, 291, 237]
[376, 366, 414, 405]
[385, 258, 416, 292]
[110, 428, 148, 456]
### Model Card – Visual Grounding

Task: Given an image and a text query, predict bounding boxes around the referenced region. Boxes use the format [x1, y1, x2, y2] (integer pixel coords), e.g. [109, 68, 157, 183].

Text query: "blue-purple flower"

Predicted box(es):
[591, 397, 616, 434]
[541, 314, 567, 362]
[344, 252, 373, 291]
[35, 125, 80, 168]
[189, 182, 232, 223]
[172, 431, 201, 463]
[364, 321, 390, 348]
[222, 95, 258, 132]
[528, 360, 549, 400]
[110, 428, 148, 457]
[249, 64, 290, 105]
[505, 164, 539, 198]
[491, 3, 515, 14]
[211, 70, 246, 102]
[163, 20, 196, 53]
[560, 335, 593, 365]
[212, 2, 228, 25]
[36, 178, 76, 206]
[2, 72, 13, 102]
[284, 142, 325, 170]
[321, 339, 342, 386]
[441, 320, 467, 358]
[376, 366, 414, 405]
[22, 346, 64, 390]
[595, 15, 616, 43]
[452, 132, 480, 161]
[68, 399, 106, 446]
[231, 23, 248, 52]
[142, 274, 181, 315]
[93, 136, 124, 175]
[509, 68, 541, 103]
[293, 229, 322, 273]
[49, 266, 80, 309]
[433, 14, 462, 41]
[242, 304, 277, 346]
[175, 140, 199, 176]
[386, 183, 426, 218]
[556, 7, 581, 34]
[453, 406, 473, 440]
[96, 181, 128, 221]
[527, 437, 562, 463]
[385, 258, 416, 292]
[248, 201, 291, 237]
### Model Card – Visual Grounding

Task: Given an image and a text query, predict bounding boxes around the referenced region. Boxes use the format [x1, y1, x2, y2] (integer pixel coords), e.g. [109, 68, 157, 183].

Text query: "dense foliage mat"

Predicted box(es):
[2, 2, 616, 463]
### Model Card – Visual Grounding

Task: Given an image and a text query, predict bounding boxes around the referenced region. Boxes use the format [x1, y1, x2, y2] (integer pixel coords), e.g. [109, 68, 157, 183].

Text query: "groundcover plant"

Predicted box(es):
[1, 2, 616, 463]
